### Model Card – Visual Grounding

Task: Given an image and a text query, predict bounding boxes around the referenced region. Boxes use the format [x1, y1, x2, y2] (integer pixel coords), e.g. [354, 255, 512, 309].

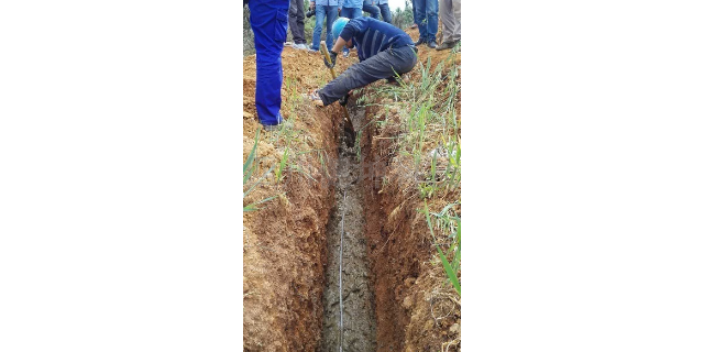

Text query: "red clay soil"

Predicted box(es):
[242, 47, 352, 351]
[360, 29, 462, 352]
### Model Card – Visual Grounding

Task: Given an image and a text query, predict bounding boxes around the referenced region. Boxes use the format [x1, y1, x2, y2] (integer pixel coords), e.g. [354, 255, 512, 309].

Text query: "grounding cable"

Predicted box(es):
[339, 189, 347, 352]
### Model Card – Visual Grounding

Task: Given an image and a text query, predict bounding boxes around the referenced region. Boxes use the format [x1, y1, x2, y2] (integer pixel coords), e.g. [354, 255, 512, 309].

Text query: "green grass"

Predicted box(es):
[364, 51, 462, 297]
[244, 128, 278, 212]
[423, 201, 461, 296]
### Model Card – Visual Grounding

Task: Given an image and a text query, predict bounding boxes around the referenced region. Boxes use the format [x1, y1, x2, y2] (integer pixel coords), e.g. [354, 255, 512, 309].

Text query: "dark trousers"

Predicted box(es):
[319, 46, 418, 106]
[288, 0, 306, 44]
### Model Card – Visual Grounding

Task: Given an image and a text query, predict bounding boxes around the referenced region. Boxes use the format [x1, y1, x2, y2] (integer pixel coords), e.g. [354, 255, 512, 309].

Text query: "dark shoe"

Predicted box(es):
[414, 38, 427, 46]
[428, 41, 438, 49]
[436, 40, 458, 51]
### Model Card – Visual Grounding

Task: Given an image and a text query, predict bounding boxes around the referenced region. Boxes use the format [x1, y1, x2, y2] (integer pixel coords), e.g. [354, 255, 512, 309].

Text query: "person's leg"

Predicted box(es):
[416, 0, 427, 42]
[310, 5, 326, 50]
[352, 7, 363, 19]
[293, 0, 306, 44]
[340, 7, 351, 18]
[325, 6, 338, 50]
[438, 0, 456, 42]
[318, 46, 417, 106]
[452, 0, 460, 42]
[411, 0, 418, 25]
[250, 0, 289, 126]
[379, 3, 392, 23]
[426, 0, 439, 43]
[362, 0, 380, 20]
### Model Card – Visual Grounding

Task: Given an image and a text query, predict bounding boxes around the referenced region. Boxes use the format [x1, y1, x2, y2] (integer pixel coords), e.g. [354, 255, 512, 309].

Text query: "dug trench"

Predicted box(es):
[244, 38, 460, 351]
[322, 105, 376, 352]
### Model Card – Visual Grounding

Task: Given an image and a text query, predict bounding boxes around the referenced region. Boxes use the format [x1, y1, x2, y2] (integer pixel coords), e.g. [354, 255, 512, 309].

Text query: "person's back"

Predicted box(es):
[340, 17, 414, 61]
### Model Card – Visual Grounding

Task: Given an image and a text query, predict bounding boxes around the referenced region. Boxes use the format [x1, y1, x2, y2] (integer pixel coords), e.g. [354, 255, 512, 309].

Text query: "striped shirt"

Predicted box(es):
[339, 17, 415, 61]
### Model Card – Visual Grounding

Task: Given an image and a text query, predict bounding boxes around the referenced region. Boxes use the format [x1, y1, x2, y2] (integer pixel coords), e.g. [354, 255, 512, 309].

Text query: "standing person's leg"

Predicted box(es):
[354, 7, 363, 18]
[426, 0, 439, 46]
[250, 0, 289, 127]
[438, 0, 457, 47]
[325, 6, 338, 50]
[411, 0, 418, 27]
[415, 0, 428, 44]
[310, 4, 327, 51]
[318, 46, 418, 106]
[362, 0, 380, 20]
[379, 3, 392, 23]
[288, 0, 299, 44]
[452, 0, 460, 41]
[294, 0, 306, 44]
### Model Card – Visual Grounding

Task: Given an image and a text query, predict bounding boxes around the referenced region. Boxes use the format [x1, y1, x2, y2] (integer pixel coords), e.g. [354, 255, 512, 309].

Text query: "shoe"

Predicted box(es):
[436, 40, 458, 51]
[309, 89, 325, 107]
[414, 38, 427, 46]
[293, 43, 308, 50]
[428, 41, 438, 49]
[308, 47, 319, 53]
[342, 48, 350, 58]
[410, 24, 418, 29]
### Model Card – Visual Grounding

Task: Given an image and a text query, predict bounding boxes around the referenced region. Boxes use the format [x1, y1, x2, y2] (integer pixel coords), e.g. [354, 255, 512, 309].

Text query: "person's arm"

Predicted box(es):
[330, 36, 348, 55]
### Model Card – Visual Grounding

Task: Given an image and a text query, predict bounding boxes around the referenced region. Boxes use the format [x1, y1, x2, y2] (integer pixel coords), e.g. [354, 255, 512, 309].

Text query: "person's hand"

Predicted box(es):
[310, 2, 315, 10]
[339, 92, 350, 106]
[324, 51, 338, 69]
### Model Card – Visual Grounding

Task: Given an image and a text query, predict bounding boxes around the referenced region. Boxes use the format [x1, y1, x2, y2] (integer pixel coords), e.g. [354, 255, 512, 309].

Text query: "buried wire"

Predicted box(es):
[339, 189, 347, 352]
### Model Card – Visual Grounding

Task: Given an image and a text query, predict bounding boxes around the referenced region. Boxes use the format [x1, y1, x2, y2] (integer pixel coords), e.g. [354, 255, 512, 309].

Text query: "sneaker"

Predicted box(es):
[308, 47, 319, 53]
[342, 47, 350, 58]
[436, 40, 458, 51]
[293, 43, 308, 50]
[414, 38, 427, 46]
[428, 41, 438, 49]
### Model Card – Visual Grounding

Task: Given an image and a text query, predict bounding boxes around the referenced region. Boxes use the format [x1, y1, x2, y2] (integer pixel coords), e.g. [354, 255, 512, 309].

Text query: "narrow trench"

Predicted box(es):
[322, 105, 377, 352]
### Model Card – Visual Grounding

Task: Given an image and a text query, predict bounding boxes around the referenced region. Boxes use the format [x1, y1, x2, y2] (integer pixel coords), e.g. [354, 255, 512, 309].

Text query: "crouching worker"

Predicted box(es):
[311, 17, 418, 107]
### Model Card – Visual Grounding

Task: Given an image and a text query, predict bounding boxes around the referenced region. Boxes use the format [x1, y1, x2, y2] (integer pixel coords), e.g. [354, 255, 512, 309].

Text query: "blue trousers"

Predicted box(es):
[378, 3, 392, 23]
[415, 0, 438, 42]
[412, 0, 418, 24]
[311, 5, 338, 51]
[362, 0, 380, 20]
[340, 7, 362, 19]
[249, 0, 289, 126]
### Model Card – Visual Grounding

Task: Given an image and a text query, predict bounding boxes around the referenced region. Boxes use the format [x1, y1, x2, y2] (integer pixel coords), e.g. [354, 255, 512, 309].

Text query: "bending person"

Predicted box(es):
[311, 17, 418, 107]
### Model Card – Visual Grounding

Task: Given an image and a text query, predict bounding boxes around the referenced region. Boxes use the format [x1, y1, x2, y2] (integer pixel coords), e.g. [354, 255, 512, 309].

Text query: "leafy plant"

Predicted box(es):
[423, 201, 461, 296]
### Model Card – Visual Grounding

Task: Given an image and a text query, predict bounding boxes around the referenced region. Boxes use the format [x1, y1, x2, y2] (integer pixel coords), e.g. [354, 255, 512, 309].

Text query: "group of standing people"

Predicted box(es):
[301, 0, 394, 55]
[410, 0, 461, 50]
